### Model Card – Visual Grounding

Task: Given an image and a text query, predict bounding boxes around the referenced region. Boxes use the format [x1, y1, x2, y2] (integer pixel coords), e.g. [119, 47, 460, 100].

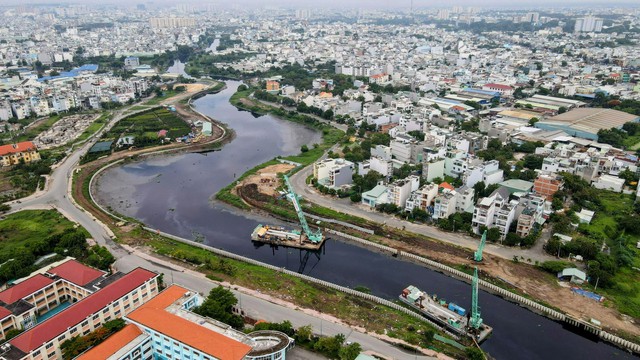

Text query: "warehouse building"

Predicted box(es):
[534, 108, 640, 141]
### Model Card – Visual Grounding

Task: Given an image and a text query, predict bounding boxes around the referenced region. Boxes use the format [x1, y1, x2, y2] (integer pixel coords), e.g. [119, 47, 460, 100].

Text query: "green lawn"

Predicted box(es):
[73, 114, 109, 144]
[623, 135, 640, 150]
[144, 233, 465, 357]
[144, 90, 180, 105]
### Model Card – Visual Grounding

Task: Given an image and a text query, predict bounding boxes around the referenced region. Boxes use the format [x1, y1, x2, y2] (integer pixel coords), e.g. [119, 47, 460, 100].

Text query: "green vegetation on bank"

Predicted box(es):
[139, 230, 466, 358]
[546, 174, 640, 319]
[216, 88, 344, 208]
[80, 107, 191, 164]
[0, 210, 114, 283]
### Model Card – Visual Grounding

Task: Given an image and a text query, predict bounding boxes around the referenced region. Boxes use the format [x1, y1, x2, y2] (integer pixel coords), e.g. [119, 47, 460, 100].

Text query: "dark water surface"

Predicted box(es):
[96, 82, 636, 360]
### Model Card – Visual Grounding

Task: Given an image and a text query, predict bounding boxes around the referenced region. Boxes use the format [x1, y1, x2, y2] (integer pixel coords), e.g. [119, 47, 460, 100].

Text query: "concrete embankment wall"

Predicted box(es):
[141, 226, 459, 339]
[325, 229, 640, 355]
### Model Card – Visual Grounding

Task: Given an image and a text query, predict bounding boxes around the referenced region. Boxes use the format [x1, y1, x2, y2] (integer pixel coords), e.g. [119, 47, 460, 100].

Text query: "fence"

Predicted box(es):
[142, 226, 459, 339]
[324, 229, 640, 355]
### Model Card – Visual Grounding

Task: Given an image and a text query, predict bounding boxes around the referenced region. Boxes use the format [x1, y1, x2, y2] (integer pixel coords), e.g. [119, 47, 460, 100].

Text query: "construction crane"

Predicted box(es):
[283, 175, 323, 243]
[469, 267, 483, 330]
[474, 230, 487, 262]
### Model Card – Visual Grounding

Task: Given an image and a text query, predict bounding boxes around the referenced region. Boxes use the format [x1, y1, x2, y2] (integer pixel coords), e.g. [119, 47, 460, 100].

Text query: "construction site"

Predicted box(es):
[250, 174, 325, 250]
[400, 232, 493, 343]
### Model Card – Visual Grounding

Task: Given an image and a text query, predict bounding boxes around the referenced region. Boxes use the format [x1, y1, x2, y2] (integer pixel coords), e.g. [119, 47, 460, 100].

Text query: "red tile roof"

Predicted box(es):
[10, 268, 157, 353]
[0, 275, 54, 305]
[0, 141, 38, 156]
[127, 285, 252, 360]
[439, 182, 455, 191]
[76, 324, 143, 359]
[47, 260, 105, 286]
[0, 306, 12, 320]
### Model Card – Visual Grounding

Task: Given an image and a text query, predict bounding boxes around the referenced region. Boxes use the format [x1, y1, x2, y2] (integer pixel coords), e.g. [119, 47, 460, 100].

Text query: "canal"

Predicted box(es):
[95, 81, 636, 360]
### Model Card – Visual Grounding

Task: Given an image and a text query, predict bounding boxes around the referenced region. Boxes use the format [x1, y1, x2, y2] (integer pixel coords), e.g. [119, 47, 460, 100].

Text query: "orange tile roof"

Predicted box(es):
[76, 324, 143, 360]
[126, 285, 252, 360]
[0, 141, 37, 156]
[439, 182, 455, 191]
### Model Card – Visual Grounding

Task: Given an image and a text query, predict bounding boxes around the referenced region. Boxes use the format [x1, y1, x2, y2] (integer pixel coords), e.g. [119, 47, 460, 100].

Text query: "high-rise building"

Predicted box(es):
[149, 17, 196, 28]
[574, 15, 603, 32]
[437, 9, 450, 20]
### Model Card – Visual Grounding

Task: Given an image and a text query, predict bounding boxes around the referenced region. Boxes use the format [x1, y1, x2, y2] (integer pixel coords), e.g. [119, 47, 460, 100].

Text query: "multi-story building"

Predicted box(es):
[574, 15, 603, 32]
[388, 175, 420, 208]
[11, 101, 31, 120]
[313, 158, 354, 189]
[433, 189, 458, 220]
[0, 99, 12, 121]
[533, 173, 564, 200]
[406, 183, 439, 212]
[29, 96, 50, 117]
[369, 156, 394, 177]
[472, 187, 512, 238]
[514, 195, 545, 238]
[149, 17, 196, 28]
[78, 285, 294, 360]
[455, 185, 475, 213]
[1, 264, 159, 360]
[462, 159, 504, 188]
[0, 141, 41, 167]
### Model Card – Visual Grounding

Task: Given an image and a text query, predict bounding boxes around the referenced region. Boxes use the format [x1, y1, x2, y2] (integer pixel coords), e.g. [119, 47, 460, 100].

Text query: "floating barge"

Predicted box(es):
[251, 224, 325, 250]
[400, 285, 493, 342]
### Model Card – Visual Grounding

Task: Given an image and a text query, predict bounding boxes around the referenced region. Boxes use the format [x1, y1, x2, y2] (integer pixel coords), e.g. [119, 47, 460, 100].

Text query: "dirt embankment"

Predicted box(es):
[234, 163, 294, 197]
[239, 182, 640, 339]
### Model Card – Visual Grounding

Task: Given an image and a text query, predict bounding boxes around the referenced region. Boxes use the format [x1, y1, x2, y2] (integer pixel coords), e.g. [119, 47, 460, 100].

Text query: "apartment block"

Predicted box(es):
[1, 266, 159, 360]
[80, 285, 294, 360]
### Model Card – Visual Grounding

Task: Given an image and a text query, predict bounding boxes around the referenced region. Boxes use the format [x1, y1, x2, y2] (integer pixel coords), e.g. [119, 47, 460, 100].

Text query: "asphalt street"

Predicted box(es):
[3, 97, 438, 360]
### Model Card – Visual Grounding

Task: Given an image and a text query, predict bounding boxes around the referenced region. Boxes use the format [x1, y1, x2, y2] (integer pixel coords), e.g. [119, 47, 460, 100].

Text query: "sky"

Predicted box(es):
[2, 0, 639, 8]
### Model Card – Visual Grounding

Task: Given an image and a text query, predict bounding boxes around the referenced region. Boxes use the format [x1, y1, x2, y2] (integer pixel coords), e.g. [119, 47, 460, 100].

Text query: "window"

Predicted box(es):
[46, 343, 54, 349]
[57, 335, 65, 342]
[81, 320, 88, 327]
[70, 327, 77, 334]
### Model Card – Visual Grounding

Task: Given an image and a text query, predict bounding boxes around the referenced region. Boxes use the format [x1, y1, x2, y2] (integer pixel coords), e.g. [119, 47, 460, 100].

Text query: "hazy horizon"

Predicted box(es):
[1, 0, 639, 9]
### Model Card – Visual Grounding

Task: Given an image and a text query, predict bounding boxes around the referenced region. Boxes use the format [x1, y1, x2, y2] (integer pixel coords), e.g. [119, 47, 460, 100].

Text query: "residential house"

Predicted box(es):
[0, 141, 41, 167]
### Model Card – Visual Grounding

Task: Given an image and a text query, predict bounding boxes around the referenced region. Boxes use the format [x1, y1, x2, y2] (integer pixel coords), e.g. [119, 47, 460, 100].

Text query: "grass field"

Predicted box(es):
[0, 210, 82, 261]
[141, 231, 466, 357]
[145, 90, 180, 105]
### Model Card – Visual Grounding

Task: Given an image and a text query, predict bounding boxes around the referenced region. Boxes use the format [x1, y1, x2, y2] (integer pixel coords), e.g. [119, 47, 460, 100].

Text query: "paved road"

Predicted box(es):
[289, 165, 555, 264]
[3, 93, 437, 360]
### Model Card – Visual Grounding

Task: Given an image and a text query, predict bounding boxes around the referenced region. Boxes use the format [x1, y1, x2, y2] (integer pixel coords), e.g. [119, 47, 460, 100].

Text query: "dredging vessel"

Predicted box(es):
[399, 268, 493, 342]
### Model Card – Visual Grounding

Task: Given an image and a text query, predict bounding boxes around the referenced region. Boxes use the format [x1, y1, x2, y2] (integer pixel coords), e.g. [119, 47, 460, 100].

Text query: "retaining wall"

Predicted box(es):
[142, 226, 459, 339]
[325, 229, 640, 355]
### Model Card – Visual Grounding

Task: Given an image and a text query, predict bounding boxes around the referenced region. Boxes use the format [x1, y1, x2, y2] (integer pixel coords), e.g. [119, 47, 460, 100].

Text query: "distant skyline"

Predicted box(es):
[1, 0, 640, 8]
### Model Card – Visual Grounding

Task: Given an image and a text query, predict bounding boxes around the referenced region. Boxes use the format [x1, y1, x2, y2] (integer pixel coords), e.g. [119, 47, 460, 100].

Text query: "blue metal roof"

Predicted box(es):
[38, 64, 99, 82]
